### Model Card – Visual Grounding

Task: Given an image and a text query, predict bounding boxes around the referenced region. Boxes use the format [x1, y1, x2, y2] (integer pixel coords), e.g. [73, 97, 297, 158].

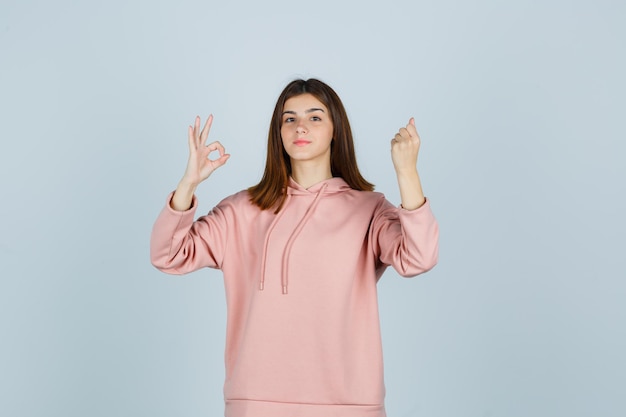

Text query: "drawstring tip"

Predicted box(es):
[259, 282, 264, 291]
[282, 286, 288, 295]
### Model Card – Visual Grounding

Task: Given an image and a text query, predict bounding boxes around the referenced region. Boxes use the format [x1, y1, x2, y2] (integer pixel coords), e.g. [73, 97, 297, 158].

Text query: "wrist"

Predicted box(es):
[395, 168, 419, 181]
[177, 179, 199, 192]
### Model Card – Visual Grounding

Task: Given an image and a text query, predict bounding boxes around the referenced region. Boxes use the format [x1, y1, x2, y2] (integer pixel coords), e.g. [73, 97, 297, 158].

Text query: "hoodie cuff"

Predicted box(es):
[399, 197, 430, 212]
[165, 191, 198, 214]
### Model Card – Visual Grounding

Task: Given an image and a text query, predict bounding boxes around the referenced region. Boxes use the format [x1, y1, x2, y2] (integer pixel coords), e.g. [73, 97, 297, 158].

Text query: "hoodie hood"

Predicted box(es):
[286, 176, 352, 196]
[259, 177, 351, 294]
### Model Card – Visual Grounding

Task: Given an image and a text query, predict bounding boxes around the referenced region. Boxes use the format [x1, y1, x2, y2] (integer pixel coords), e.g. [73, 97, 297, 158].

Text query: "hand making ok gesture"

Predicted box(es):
[181, 115, 230, 187]
[171, 115, 230, 211]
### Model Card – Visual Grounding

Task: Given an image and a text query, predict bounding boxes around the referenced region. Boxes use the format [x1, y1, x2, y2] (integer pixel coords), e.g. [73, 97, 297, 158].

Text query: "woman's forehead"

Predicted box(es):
[283, 93, 327, 112]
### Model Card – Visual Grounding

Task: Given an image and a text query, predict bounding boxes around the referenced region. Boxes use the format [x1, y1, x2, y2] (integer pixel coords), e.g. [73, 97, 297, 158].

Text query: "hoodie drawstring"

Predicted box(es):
[258, 194, 291, 291]
[258, 183, 328, 294]
[280, 183, 328, 294]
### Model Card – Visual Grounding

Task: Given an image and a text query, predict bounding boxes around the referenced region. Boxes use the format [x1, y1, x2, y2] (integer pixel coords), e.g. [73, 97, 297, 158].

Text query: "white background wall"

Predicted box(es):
[1, 1, 624, 416]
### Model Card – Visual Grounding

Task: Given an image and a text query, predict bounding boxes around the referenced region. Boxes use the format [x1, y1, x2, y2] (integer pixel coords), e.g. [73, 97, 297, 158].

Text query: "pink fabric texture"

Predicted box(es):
[150, 177, 439, 417]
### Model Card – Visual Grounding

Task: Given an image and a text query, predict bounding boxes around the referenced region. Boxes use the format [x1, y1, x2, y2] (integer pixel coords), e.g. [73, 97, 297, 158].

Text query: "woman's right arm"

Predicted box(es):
[150, 115, 231, 274]
[150, 193, 231, 274]
[171, 114, 230, 211]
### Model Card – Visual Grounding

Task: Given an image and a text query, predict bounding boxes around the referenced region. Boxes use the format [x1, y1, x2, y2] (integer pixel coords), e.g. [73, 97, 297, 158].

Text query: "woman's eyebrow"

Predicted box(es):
[282, 108, 326, 115]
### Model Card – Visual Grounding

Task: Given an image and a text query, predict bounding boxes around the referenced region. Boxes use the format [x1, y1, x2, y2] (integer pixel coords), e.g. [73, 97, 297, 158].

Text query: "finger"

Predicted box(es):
[207, 141, 226, 157]
[193, 116, 202, 147]
[194, 116, 201, 137]
[208, 154, 231, 173]
[188, 125, 196, 151]
[398, 127, 411, 139]
[214, 154, 231, 167]
[200, 114, 213, 145]
[406, 119, 420, 139]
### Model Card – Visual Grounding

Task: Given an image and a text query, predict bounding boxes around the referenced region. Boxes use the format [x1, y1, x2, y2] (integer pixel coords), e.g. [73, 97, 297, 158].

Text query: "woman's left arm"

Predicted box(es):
[391, 118, 425, 210]
[370, 119, 437, 276]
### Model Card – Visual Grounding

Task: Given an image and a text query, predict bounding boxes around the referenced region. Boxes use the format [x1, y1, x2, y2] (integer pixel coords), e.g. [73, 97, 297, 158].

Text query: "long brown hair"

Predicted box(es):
[248, 78, 374, 212]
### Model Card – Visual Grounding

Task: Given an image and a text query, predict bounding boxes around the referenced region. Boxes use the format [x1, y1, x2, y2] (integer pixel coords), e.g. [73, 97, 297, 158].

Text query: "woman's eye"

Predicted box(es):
[284, 117, 295, 123]
[311, 116, 321, 121]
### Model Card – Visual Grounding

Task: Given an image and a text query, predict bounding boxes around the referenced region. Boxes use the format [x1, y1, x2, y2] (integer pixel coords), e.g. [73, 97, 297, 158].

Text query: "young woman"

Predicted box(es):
[150, 78, 439, 417]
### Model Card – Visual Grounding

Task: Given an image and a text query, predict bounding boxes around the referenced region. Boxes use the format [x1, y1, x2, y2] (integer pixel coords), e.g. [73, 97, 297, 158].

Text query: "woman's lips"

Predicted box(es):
[293, 139, 311, 146]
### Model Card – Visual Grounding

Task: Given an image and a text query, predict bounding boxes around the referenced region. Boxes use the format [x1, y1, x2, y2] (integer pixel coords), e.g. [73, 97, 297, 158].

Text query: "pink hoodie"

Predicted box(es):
[150, 177, 439, 417]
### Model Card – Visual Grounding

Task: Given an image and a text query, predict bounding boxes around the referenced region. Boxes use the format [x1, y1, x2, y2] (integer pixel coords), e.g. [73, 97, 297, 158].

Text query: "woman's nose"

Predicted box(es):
[296, 122, 307, 133]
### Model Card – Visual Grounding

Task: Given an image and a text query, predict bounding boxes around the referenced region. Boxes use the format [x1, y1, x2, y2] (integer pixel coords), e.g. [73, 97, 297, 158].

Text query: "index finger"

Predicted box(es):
[207, 141, 226, 157]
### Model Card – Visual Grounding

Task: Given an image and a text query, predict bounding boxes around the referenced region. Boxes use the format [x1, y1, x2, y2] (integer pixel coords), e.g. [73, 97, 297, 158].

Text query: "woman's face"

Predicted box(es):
[280, 93, 333, 167]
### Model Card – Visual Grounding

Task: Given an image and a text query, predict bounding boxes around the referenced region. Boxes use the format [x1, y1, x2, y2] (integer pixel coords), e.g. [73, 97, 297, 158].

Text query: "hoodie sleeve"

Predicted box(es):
[371, 197, 439, 277]
[150, 192, 230, 275]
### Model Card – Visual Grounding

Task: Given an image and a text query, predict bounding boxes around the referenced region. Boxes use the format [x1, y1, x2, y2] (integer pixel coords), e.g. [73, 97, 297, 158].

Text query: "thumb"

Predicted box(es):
[215, 154, 231, 167]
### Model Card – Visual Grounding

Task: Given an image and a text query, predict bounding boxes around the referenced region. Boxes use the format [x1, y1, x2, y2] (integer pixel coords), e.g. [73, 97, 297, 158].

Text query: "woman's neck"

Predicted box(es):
[290, 161, 333, 189]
